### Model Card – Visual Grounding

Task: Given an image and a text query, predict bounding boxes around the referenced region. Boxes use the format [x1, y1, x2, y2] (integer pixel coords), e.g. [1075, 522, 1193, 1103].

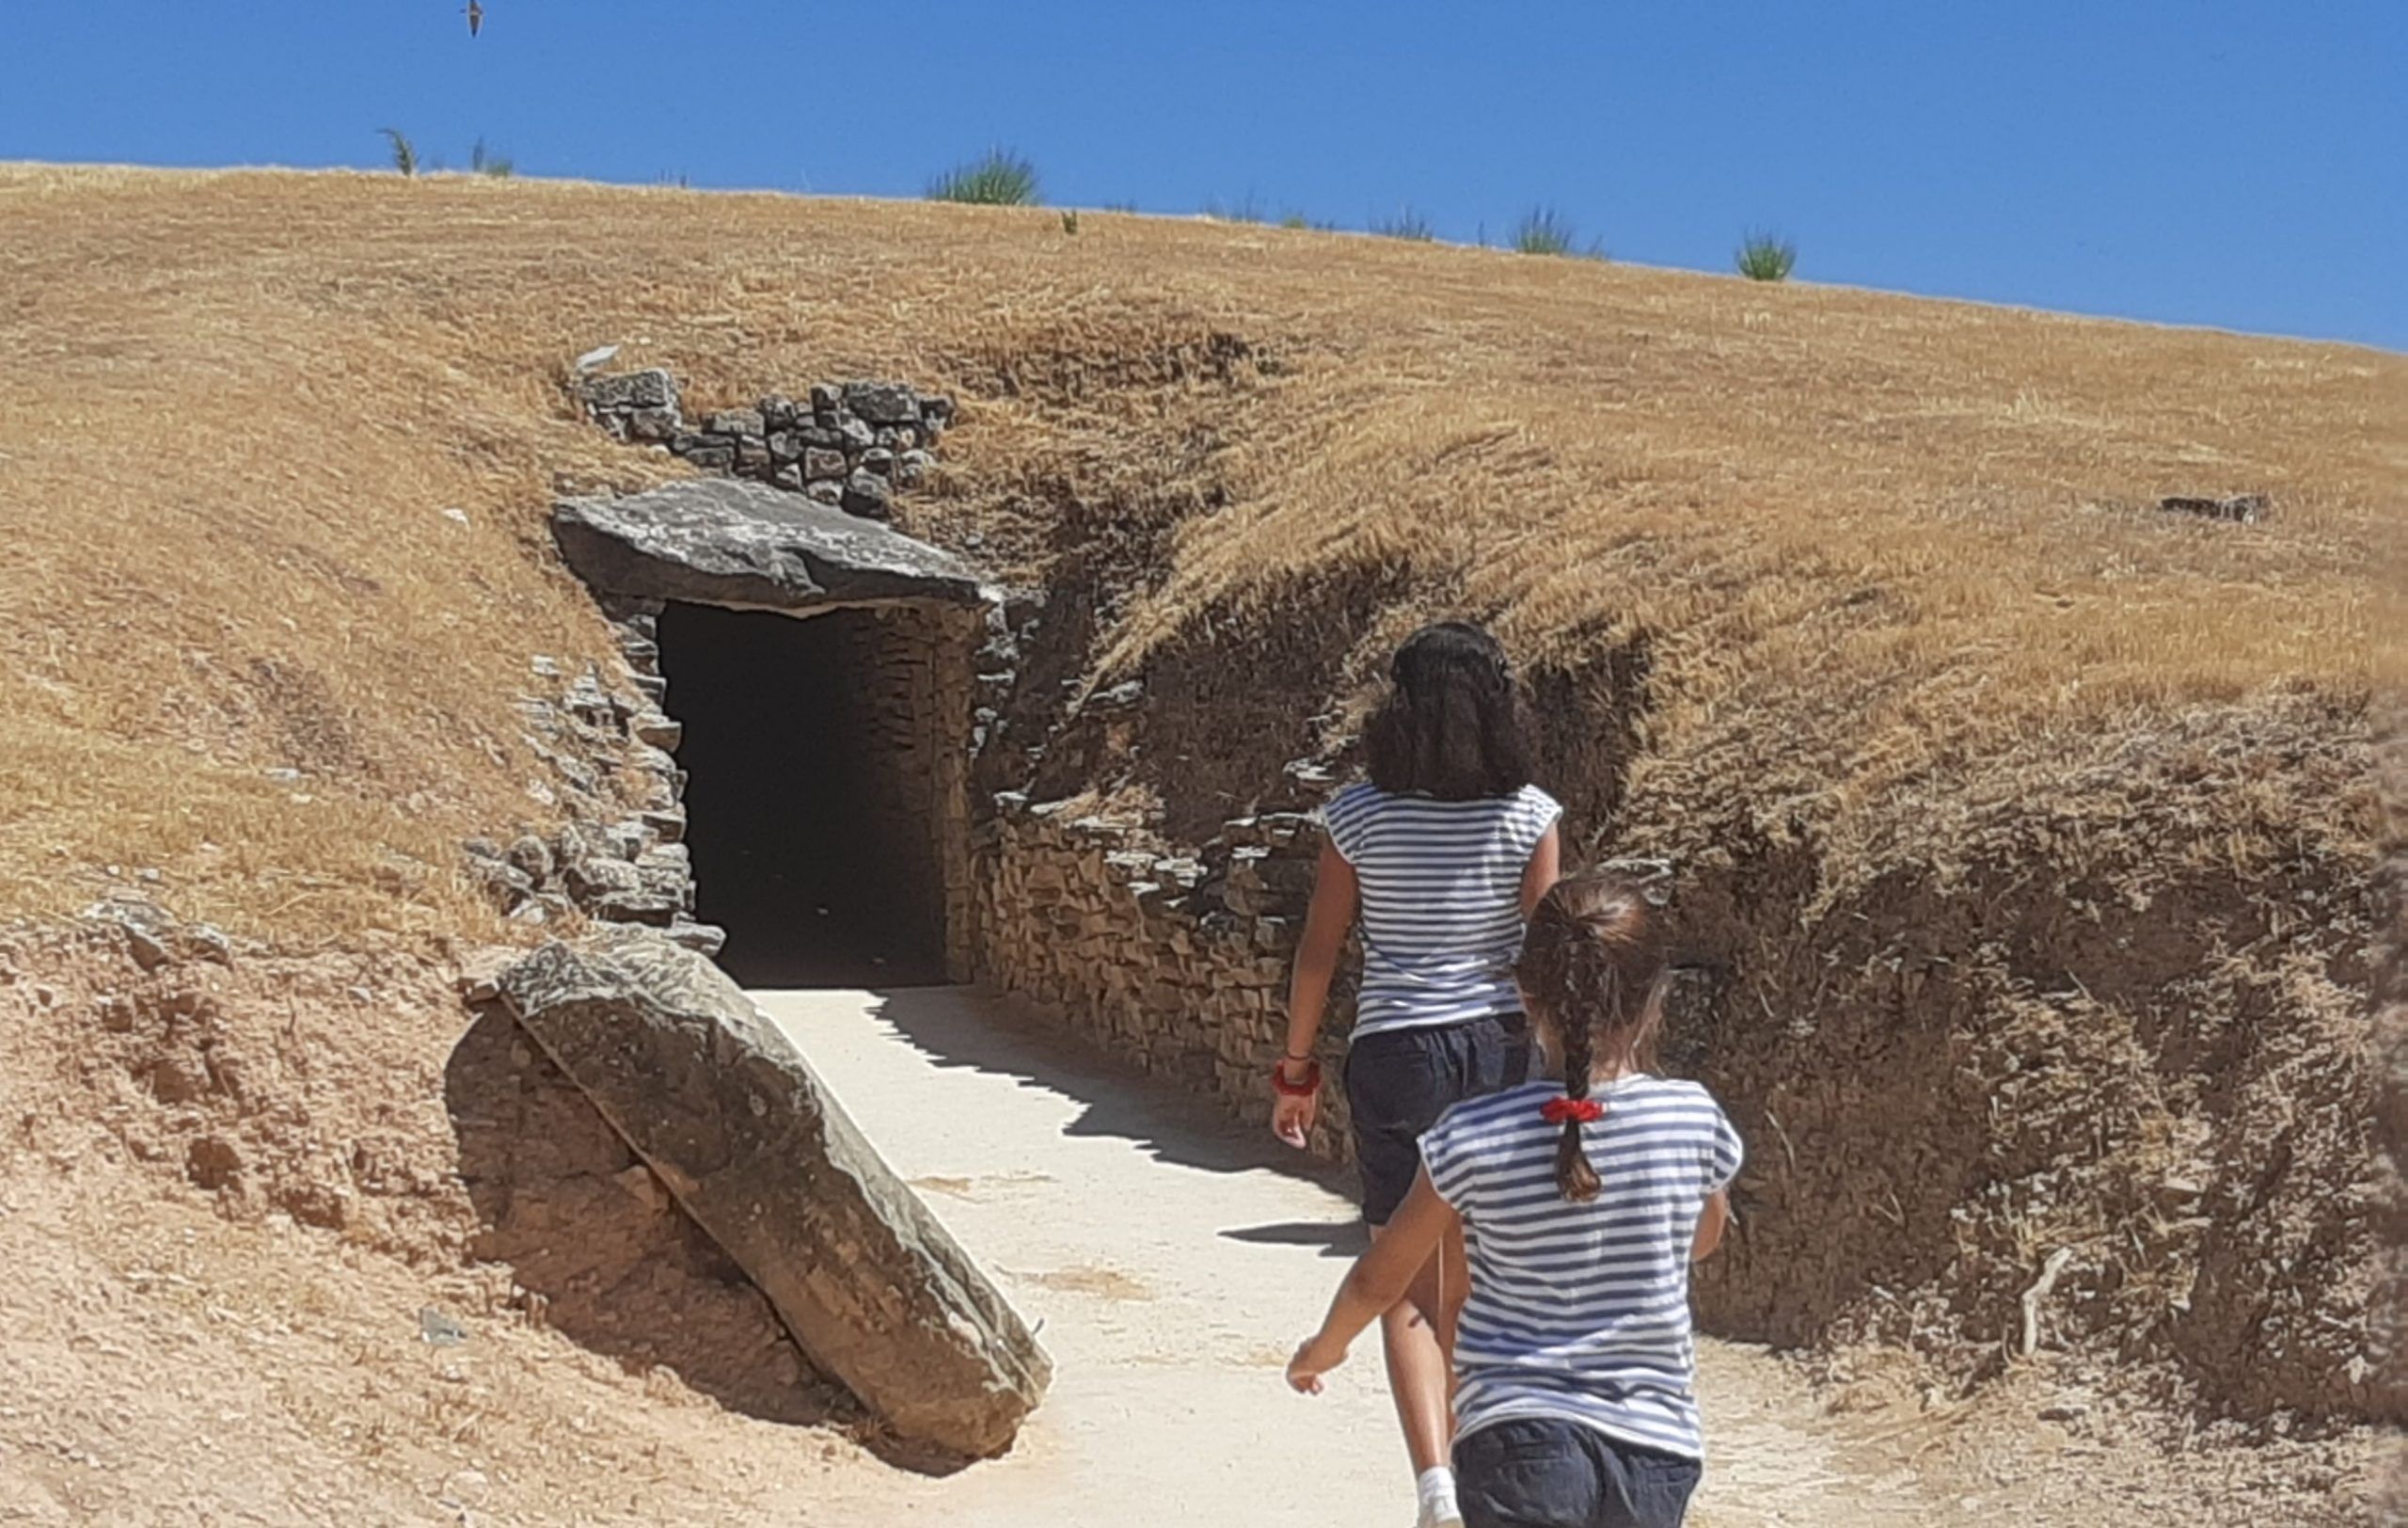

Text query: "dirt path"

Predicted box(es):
[753, 987, 1946, 1528]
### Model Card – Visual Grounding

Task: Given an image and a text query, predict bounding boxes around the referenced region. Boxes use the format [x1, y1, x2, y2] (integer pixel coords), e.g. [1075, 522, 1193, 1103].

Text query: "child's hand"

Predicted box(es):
[1271, 1090, 1318, 1150]
[1286, 1331, 1348, 1394]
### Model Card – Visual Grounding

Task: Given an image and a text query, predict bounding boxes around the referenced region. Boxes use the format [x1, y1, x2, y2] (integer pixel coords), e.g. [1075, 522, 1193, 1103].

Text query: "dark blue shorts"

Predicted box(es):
[1456, 1419, 1703, 1528]
[1343, 1013, 1529, 1225]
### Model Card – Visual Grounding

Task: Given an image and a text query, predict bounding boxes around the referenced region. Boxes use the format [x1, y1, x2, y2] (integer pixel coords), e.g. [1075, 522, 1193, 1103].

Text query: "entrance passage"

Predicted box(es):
[659, 602, 948, 989]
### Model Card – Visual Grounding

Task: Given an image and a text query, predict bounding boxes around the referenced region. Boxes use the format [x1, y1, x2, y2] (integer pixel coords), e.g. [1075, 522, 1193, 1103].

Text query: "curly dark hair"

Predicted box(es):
[1363, 621, 1536, 801]
[1513, 873, 1669, 1202]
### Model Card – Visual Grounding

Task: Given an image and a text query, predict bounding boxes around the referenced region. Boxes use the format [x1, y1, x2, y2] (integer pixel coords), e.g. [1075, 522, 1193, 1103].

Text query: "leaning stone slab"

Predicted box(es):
[553, 478, 986, 613]
[495, 931, 1050, 1456]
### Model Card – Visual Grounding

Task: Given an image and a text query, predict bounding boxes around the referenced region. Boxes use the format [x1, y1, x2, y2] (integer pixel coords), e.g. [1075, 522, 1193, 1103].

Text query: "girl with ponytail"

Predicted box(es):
[1288, 873, 1743, 1528]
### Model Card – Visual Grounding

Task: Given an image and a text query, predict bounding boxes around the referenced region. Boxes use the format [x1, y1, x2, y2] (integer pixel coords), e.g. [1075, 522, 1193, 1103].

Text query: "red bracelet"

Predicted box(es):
[1271, 1058, 1323, 1096]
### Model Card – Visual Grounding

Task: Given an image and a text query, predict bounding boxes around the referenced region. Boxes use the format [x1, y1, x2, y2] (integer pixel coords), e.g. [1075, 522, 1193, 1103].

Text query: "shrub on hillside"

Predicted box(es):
[1737, 230, 1797, 281]
[1370, 205, 1436, 242]
[927, 150, 1041, 206]
[1513, 205, 1595, 258]
[378, 127, 419, 178]
[470, 138, 515, 179]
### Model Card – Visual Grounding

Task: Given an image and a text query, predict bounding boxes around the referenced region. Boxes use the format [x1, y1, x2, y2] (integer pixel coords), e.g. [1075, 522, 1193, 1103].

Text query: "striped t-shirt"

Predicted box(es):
[1319, 782, 1562, 1040]
[1420, 1076, 1744, 1461]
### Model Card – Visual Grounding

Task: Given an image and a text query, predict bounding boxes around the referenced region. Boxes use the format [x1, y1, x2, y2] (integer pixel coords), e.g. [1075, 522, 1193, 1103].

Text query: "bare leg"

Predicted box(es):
[1370, 1219, 1455, 1476]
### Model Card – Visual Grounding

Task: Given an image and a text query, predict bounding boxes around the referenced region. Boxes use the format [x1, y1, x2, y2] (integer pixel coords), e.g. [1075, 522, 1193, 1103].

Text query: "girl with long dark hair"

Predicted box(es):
[1271, 620, 1562, 1528]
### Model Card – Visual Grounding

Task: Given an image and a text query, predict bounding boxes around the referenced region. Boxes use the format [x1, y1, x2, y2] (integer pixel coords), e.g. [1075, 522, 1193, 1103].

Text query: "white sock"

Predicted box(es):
[1417, 1465, 1461, 1524]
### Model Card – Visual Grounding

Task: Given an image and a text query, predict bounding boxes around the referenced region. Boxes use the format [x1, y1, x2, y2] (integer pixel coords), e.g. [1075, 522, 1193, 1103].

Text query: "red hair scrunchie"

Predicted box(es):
[1541, 1097, 1605, 1124]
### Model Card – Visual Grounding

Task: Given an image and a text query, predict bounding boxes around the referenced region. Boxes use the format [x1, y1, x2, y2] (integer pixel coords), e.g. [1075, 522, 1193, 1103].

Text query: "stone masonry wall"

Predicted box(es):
[580, 369, 953, 523]
[575, 360, 1335, 1138]
[829, 603, 982, 982]
[490, 366, 973, 967]
[462, 599, 721, 960]
[968, 797, 1354, 1161]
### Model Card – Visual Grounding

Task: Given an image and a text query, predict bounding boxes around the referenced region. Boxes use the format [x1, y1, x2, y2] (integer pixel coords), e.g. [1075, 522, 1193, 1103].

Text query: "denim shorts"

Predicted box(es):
[1343, 1013, 1529, 1225]
[1456, 1419, 1703, 1528]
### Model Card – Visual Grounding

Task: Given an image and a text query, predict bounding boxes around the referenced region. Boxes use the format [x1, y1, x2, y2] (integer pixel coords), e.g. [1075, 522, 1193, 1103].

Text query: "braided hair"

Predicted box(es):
[1513, 873, 1670, 1202]
[1364, 621, 1535, 802]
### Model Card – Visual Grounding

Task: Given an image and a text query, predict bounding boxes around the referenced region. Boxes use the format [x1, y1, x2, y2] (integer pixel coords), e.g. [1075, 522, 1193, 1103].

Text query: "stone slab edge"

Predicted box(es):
[552, 478, 987, 613]
[495, 929, 1050, 1457]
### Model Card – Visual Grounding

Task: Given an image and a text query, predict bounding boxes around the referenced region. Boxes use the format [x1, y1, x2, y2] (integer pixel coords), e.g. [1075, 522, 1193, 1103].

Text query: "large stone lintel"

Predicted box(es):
[553, 478, 988, 613]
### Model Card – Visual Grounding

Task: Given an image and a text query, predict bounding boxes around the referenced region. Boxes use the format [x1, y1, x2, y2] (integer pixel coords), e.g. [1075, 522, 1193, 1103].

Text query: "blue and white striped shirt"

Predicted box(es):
[1421, 1077, 1744, 1461]
[1320, 783, 1561, 1040]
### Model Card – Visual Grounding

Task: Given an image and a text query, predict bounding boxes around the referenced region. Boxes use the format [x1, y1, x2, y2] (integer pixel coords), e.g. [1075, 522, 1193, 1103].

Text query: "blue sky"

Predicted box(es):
[5, 2, 2400, 348]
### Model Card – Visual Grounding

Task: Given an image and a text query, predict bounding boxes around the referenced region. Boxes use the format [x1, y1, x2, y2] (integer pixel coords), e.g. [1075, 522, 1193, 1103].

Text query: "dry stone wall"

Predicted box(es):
[567, 361, 1358, 1160]
[479, 367, 978, 965]
[564, 364, 1384, 1164]
[580, 369, 953, 522]
[461, 598, 720, 959]
[967, 795, 1354, 1160]
[822, 603, 983, 981]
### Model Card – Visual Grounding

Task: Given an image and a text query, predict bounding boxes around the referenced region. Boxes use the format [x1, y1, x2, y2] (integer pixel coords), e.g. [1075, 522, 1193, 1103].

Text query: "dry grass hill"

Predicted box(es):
[1, 166, 2386, 939]
[0, 165, 2396, 1521]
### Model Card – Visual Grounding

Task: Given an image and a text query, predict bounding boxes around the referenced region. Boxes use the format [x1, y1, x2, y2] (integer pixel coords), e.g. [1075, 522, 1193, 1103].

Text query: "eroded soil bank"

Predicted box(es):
[0, 936, 2373, 1522]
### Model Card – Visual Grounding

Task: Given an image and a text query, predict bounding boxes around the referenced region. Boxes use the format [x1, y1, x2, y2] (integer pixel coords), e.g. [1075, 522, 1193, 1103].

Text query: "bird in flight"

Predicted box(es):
[466, 1, 483, 38]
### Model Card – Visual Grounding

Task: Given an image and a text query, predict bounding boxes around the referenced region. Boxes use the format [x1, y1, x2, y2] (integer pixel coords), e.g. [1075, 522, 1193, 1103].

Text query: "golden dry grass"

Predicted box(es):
[0, 165, 2394, 943]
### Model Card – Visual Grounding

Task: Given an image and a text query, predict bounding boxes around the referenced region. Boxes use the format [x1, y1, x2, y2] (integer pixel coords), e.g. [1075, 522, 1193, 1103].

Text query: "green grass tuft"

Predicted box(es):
[1512, 205, 1592, 257]
[1736, 229, 1798, 281]
[927, 149, 1041, 206]
[469, 138, 515, 179]
[378, 128, 418, 178]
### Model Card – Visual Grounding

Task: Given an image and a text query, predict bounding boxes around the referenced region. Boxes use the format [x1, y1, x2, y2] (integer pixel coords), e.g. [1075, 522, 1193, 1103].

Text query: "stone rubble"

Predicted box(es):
[2158, 493, 2271, 524]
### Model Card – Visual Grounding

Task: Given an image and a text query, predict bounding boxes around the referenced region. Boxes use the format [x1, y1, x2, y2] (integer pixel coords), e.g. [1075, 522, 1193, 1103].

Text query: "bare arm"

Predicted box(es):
[1692, 1189, 1730, 1262]
[1280, 841, 1357, 1072]
[1518, 821, 1562, 916]
[1270, 842, 1357, 1148]
[1288, 1167, 1459, 1392]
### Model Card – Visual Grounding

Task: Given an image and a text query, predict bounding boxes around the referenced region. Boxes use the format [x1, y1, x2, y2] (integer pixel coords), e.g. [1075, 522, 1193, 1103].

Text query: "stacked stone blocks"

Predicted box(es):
[969, 799, 1354, 1162]
[463, 612, 720, 958]
[580, 370, 955, 522]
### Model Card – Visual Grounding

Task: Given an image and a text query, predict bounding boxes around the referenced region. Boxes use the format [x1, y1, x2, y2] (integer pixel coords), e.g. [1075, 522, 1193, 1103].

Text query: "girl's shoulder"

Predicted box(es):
[1323, 779, 1385, 813]
[1612, 1074, 1723, 1110]
[1421, 1082, 1557, 1192]
[1611, 1077, 1739, 1154]
[1317, 781, 1386, 843]
[1511, 781, 1563, 822]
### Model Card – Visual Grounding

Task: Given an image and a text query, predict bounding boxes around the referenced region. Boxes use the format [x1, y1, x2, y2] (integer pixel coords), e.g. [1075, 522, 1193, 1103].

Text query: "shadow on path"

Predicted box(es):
[1215, 1219, 1370, 1259]
[803, 984, 1358, 1203]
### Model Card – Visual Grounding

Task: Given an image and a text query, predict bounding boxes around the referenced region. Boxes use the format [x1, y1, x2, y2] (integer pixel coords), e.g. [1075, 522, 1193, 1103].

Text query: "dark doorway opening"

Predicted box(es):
[659, 602, 948, 989]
